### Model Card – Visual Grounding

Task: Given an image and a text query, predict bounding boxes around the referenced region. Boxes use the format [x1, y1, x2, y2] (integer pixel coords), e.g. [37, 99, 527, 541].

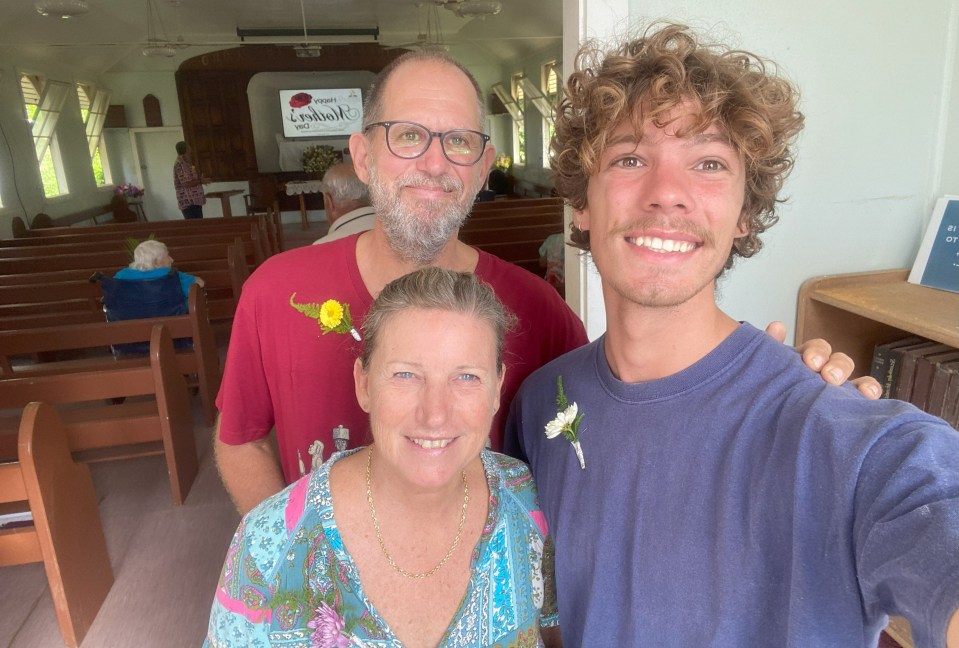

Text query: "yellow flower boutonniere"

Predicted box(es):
[545, 375, 585, 469]
[289, 293, 361, 341]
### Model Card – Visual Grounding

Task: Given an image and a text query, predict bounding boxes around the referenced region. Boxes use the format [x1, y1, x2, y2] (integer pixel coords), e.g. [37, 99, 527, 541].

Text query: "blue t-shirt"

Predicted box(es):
[506, 323, 959, 647]
[114, 267, 197, 301]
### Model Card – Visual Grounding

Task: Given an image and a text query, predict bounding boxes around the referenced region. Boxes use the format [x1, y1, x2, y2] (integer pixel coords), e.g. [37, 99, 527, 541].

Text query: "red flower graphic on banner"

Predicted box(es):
[289, 93, 313, 108]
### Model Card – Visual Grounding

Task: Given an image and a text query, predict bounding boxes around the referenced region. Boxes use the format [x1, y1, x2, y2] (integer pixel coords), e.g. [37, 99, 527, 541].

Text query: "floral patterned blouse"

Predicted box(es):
[205, 449, 558, 647]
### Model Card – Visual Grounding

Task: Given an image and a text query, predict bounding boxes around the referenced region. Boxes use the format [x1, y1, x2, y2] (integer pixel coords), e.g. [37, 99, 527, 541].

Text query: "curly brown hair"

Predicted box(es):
[553, 23, 804, 270]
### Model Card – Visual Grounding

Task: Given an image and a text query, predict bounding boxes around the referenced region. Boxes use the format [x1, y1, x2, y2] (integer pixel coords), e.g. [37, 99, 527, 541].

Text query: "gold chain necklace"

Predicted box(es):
[365, 445, 469, 580]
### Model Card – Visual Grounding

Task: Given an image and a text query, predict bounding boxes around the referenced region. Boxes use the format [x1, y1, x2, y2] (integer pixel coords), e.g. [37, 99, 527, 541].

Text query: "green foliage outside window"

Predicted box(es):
[40, 148, 61, 197]
[516, 122, 526, 165]
[92, 147, 105, 186]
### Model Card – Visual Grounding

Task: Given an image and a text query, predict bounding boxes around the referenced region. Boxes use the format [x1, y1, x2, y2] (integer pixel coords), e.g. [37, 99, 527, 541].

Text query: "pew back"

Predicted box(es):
[0, 402, 113, 648]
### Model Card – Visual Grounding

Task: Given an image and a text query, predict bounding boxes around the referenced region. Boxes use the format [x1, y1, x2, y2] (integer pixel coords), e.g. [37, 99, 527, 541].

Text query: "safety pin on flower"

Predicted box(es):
[289, 294, 361, 341]
[545, 375, 585, 469]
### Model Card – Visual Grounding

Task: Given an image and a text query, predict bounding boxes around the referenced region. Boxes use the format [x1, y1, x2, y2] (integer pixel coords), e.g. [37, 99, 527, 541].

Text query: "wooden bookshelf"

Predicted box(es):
[796, 269, 959, 377]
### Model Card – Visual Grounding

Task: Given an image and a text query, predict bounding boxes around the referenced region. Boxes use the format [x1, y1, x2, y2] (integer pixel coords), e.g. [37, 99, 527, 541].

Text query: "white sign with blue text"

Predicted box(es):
[908, 195, 959, 294]
[280, 88, 363, 138]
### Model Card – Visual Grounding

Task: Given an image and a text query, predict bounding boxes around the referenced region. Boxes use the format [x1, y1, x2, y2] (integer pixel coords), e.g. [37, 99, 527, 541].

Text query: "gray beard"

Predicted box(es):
[368, 164, 475, 265]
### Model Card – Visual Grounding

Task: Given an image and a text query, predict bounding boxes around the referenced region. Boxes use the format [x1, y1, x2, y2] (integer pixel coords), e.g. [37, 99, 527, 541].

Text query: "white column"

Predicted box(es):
[562, 0, 629, 340]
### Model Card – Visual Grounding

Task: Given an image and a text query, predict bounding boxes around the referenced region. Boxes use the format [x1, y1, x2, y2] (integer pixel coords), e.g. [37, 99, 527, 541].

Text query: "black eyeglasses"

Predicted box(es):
[365, 121, 490, 166]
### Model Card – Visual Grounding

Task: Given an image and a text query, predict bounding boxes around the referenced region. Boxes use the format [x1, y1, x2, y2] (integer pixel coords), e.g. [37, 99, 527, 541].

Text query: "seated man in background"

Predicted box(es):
[115, 239, 204, 303]
[506, 22, 959, 646]
[313, 162, 376, 244]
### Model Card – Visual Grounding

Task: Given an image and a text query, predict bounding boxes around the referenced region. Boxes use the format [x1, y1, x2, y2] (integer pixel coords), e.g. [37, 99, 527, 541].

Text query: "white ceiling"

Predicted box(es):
[0, 0, 563, 75]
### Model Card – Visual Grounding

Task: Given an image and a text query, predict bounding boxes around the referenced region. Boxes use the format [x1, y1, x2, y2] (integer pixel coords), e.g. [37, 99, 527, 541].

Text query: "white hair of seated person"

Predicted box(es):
[323, 163, 369, 204]
[130, 240, 172, 271]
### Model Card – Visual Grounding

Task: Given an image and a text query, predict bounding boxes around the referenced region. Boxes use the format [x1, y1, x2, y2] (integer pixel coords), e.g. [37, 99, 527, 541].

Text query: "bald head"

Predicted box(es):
[362, 50, 486, 129]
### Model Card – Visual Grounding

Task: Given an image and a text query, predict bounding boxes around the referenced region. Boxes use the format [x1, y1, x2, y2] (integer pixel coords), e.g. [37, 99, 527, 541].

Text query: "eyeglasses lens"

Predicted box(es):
[384, 122, 484, 165]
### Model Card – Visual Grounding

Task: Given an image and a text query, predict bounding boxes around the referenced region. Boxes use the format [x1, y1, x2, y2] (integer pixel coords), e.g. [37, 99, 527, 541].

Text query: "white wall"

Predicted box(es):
[567, 0, 959, 342]
[0, 57, 118, 235]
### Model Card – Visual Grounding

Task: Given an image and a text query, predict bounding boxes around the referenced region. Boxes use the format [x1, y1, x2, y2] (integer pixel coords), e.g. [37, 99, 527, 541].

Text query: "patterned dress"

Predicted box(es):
[205, 449, 558, 647]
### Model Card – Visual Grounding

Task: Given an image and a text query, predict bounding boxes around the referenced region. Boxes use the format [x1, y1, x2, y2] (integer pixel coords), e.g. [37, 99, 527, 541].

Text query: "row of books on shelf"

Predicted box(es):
[870, 337, 959, 427]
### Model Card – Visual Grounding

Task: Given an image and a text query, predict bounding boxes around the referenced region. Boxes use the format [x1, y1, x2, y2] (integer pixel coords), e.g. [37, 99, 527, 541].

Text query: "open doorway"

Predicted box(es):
[131, 127, 183, 222]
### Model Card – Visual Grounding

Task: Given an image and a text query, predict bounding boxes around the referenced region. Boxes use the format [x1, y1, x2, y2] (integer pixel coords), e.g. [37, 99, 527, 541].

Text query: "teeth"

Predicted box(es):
[627, 236, 696, 253]
[411, 438, 452, 449]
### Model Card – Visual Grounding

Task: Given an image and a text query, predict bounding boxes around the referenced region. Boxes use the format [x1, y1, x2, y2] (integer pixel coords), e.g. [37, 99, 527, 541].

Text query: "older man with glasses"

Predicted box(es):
[213, 51, 588, 514]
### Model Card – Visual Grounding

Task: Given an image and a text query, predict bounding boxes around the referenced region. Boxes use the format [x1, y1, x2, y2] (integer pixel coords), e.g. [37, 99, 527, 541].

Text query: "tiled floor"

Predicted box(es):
[0, 405, 241, 648]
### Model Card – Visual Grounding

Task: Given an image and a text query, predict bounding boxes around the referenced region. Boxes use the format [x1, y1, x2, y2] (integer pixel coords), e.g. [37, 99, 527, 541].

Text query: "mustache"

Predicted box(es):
[611, 217, 714, 246]
[397, 172, 463, 193]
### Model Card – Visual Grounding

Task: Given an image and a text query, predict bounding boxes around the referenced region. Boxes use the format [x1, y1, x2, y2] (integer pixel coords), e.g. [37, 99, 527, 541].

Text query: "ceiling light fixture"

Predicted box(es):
[143, 0, 176, 57]
[294, 0, 320, 57]
[143, 42, 176, 57]
[444, 0, 502, 18]
[35, 0, 89, 18]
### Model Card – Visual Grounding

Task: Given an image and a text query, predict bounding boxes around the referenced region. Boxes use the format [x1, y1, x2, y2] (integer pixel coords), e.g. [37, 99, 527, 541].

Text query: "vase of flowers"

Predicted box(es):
[116, 183, 145, 203]
[302, 145, 338, 179]
[494, 154, 512, 173]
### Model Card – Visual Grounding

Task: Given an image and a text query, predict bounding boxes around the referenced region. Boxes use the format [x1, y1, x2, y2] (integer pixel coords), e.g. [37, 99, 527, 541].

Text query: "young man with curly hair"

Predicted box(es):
[506, 23, 959, 646]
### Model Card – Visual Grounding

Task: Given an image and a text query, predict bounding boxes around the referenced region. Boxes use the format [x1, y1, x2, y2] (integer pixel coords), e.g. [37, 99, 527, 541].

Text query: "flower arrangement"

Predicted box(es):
[494, 154, 512, 172]
[302, 145, 338, 177]
[545, 375, 586, 469]
[115, 183, 145, 199]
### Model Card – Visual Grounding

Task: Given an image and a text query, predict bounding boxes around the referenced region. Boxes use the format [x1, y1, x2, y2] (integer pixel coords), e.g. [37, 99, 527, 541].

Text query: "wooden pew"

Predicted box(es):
[469, 240, 554, 276]
[461, 223, 564, 247]
[0, 268, 235, 325]
[8, 217, 275, 262]
[9, 214, 261, 240]
[0, 241, 256, 274]
[470, 197, 563, 212]
[0, 242, 251, 321]
[29, 196, 138, 229]
[0, 285, 221, 426]
[0, 260, 234, 286]
[0, 402, 113, 648]
[458, 198, 565, 275]
[0, 324, 198, 506]
[461, 211, 565, 234]
[0, 230, 260, 259]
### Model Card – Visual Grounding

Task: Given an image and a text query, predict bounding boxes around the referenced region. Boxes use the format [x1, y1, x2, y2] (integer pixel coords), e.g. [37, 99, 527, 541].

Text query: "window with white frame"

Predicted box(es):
[20, 73, 70, 198]
[541, 61, 559, 166]
[510, 72, 526, 166]
[77, 83, 112, 187]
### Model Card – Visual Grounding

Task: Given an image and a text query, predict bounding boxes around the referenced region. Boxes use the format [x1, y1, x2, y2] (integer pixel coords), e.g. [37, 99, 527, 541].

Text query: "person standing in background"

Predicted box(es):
[173, 141, 207, 220]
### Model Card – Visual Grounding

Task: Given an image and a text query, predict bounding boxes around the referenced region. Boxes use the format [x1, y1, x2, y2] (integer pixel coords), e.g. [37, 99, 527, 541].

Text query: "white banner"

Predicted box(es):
[279, 88, 363, 138]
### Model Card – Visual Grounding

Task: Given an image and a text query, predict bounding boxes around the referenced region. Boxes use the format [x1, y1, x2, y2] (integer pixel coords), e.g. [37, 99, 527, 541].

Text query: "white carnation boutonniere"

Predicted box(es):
[545, 375, 585, 469]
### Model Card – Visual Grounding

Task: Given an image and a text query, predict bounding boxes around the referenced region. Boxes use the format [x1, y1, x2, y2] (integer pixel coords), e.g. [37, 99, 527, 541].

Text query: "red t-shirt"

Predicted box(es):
[216, 233, 587, 483]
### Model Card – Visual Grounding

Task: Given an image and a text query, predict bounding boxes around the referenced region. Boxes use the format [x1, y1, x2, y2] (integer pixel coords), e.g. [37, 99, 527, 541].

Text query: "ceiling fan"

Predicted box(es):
[433, 0, 503, 19]
[386, 3, 449, 52]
